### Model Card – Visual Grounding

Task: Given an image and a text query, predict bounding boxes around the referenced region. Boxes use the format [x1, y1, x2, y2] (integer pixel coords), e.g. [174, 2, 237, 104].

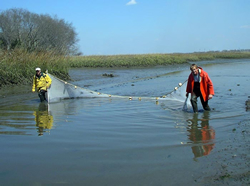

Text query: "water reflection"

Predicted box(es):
[186, 112, 215, 158]
[33, 103, 53, 136]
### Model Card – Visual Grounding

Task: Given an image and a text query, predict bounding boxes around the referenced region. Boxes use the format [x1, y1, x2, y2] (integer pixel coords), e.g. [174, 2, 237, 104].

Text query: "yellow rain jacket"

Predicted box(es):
[32, 73, 52, 92]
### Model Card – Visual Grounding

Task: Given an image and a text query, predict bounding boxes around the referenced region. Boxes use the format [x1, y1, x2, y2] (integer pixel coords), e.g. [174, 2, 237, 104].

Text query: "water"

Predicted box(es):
[0, 59, 250, 185]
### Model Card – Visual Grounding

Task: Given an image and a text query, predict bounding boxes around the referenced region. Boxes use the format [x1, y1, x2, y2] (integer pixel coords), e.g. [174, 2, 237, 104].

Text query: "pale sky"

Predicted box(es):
[1, 0, 250, 55]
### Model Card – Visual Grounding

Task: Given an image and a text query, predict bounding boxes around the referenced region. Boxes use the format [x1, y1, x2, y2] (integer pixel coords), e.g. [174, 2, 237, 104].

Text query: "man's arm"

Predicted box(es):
[205, 73, 214, 99]
[32, 76, 36, 92]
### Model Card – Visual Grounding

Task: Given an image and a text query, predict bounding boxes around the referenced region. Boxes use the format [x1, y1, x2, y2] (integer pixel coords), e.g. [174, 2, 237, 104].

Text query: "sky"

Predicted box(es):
[1, 0, 250, 55]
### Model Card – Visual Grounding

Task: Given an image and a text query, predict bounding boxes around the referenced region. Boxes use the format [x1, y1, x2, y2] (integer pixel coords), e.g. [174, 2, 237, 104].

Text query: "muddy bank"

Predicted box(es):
[194, 119, 250, 185]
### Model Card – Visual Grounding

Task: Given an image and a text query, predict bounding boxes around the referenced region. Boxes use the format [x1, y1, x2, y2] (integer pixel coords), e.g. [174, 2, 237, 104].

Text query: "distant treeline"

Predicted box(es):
[0, 8, 80, 87]
[0, 8, 80, 55]
[194, 49, 250, 53]
[1, 49, 250, 88]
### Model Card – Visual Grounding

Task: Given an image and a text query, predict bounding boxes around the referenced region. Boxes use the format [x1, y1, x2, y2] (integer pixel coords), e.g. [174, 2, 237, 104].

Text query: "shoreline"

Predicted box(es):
[1, 49, 250, 87]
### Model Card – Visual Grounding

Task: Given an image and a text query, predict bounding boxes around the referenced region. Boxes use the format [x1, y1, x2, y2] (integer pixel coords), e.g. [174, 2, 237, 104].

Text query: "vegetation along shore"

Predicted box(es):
[1, 49, 250, 88]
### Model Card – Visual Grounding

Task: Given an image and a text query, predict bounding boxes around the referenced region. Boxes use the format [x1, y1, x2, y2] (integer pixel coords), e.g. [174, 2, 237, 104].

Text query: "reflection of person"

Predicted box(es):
[187, 112, 215, 158]
[34, 103, 53, 136]
[32, 67, 52, 102]
[186, 64, 214, 113]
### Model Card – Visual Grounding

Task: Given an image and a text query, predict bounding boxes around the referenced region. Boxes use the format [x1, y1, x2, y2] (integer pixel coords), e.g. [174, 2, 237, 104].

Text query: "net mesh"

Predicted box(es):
[47, 73, 192, 110]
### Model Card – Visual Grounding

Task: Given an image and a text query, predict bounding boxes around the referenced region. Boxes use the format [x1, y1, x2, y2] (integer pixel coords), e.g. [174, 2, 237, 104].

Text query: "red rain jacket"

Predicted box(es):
[186, 67, 214, 102]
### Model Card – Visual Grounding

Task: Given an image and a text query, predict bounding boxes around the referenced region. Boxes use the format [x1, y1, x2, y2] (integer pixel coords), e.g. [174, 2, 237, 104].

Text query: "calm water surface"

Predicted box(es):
[0, 59, 249, 185]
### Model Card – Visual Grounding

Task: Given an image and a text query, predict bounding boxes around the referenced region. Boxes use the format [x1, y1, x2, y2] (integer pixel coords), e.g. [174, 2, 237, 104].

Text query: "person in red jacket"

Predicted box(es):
[186, 64, 214, 113]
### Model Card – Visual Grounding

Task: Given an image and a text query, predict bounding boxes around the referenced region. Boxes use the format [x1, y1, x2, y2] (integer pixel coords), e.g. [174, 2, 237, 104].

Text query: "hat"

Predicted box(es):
[35, 67, 41, 71]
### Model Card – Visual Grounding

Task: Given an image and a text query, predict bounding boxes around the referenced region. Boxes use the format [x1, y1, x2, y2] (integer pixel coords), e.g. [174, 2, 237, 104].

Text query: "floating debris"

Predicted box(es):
[245, 98, 250, 111]
[102, 73, 114, 77]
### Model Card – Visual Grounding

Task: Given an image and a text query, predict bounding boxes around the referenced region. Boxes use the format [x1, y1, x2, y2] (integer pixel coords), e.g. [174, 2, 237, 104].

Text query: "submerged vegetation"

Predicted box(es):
[1, 49, 250, 88]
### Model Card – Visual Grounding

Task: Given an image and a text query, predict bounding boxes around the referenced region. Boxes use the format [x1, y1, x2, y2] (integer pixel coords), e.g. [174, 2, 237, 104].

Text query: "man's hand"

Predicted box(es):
[208, 94, 213, 100]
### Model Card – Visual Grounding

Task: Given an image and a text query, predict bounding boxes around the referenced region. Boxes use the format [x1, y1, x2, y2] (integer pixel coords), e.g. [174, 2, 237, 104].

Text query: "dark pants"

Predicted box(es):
[38, 90, 47, 102]
[191, 83, 210, 113]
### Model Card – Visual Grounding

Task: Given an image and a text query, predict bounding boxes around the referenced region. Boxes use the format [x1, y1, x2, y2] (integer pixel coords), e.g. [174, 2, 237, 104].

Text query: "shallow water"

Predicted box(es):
[0, 59, 249, 185]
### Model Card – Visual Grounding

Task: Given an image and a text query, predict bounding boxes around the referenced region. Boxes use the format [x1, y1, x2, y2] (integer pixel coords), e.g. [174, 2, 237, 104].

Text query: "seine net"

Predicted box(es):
[47, 73, 192, 110]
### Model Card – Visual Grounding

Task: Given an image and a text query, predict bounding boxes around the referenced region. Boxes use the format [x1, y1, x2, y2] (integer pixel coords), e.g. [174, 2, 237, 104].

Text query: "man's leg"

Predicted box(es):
[200, 96, 211, 111]
[38, 90, 46, 102]
[191, 94, 199, 113]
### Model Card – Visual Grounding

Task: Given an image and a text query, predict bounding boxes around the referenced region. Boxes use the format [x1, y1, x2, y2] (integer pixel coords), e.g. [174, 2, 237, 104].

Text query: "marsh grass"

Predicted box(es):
[1, 49, 250, 87]
[68, 51, 250, 68]
[69, 54, 187, 68]
[0, 49, 69, 87]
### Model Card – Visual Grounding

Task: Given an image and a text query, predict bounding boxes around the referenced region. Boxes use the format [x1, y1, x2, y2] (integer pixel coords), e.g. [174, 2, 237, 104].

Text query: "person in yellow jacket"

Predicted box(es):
[32, 67, 52, 102]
